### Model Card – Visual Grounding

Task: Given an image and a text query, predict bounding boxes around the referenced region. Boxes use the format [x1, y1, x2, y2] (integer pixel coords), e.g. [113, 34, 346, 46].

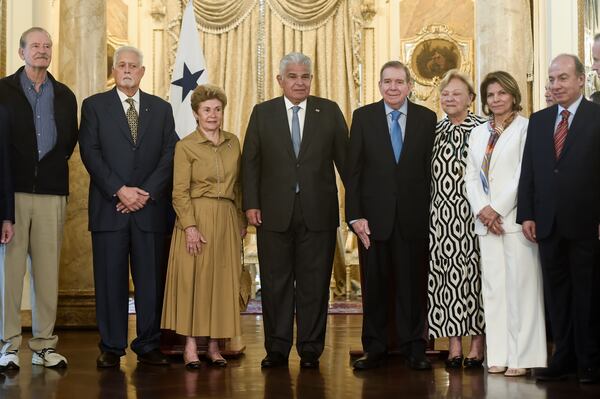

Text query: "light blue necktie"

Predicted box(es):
[291, 106, 301, 158]
[390, 110, 403, 162]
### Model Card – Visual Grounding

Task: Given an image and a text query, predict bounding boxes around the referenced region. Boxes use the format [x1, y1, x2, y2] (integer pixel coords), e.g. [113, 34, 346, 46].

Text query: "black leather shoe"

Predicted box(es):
[353, 353, 386, 370]
[96, 352, 120, 368]
[185, 360, 202, 370]
[463, 357, 484, 369]
[260, 353, 288, 368]
[300, 359, 319, 368]
[578, 367, 600, 384]
[299, 352, 319, 369]
[536, 366, 569, 382]
[407, 355, 432, 370]
[137, 349, 169, 366]
[445, 356, 463, 369]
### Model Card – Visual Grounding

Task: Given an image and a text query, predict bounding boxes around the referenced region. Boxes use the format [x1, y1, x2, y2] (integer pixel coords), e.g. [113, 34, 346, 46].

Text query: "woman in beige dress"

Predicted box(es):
[161, 84, 246, 369]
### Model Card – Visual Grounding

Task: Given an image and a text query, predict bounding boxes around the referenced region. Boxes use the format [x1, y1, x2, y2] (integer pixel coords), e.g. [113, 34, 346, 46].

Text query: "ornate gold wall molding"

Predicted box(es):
[400, 24, 473, 114]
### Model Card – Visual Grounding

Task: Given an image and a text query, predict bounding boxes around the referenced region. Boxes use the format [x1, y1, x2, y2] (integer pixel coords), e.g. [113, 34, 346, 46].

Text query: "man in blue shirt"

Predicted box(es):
[0, 27, 78, 372]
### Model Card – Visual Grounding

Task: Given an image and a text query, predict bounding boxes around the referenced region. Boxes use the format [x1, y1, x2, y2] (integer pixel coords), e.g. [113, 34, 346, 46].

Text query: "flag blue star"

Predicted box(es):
[171, 63, 204, 102]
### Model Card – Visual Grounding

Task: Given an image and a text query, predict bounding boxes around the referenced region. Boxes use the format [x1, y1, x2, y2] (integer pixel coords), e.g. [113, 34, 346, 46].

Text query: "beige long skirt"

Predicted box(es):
[161, 197, 241, 338]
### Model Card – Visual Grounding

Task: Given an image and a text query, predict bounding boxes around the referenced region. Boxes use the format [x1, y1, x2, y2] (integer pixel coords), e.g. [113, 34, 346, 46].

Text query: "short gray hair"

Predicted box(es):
[19, 27, 52, 49]
[379, 60, 413, 84]
[279, 52, 312, 76]
[113, 46, 144, 68]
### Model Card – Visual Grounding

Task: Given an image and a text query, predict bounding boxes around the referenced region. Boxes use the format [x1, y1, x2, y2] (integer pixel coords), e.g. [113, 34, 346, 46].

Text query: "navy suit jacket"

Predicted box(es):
[79, 88, 178, 232]
[517, 98, 600, 240]
[0, 105, 14, 223]
[345, 100, 436, 241]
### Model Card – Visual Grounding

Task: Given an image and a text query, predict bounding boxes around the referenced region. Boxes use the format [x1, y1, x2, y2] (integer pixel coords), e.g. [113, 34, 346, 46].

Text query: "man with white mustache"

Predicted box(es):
[0, 27, 78, 372]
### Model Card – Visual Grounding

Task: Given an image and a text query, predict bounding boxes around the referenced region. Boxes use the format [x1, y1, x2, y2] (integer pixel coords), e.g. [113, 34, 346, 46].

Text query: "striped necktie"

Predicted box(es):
[554, 109, 570, 159]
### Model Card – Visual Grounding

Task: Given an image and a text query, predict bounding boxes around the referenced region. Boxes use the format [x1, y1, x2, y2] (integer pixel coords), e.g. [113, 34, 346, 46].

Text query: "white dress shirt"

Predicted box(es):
[283, 96, 307, 139]
[117, 88, 140, 115]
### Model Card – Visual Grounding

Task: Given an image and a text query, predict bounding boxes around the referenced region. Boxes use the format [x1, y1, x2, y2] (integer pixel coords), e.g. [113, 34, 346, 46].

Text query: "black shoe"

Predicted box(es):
[536, 366, 569, 382]
[299, 352, 319, 369]
[407, 354, 432, 370]
[137, 349, 169, 366]
[260, 353, 288, 368]
[445, 356, 463, 369]
[185, 360, 202, 370]
[96, 352, 120, 368]
[578, 367, 600, 384]
[208, 358, 227, 367]
[463, 357, 484, 369]
[353, 353, 386, 370]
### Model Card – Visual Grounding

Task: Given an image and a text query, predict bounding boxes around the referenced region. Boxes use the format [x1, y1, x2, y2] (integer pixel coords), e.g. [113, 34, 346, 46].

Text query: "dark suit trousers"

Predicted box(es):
[359, 221, 428, 355]
[257, 194, 336, 358]
[538, 231, 600, 370]
[92, 219, 165, 356]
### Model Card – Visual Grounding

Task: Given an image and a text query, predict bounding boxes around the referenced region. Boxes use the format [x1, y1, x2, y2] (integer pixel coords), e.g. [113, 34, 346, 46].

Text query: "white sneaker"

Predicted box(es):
[0, 350, 20, 371]
[32, 348, 67, 368]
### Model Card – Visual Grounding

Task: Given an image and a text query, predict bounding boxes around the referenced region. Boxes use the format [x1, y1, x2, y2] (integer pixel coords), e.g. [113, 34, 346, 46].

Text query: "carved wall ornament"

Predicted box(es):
[401, 24, 473, 90]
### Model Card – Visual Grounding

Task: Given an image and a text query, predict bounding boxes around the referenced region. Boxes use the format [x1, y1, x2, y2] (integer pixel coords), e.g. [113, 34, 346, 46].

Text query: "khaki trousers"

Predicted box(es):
[0, 193, 66, 352]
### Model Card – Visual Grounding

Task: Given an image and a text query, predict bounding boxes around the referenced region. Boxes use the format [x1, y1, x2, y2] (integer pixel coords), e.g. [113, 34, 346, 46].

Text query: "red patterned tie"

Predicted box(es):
[554, 109, 570, 159]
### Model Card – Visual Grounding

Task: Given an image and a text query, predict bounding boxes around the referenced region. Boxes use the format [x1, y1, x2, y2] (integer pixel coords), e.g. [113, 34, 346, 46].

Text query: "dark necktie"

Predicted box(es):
[291, 105, 301, 157]
[126, 98, 138, 144]
[554, 109, 570, 159]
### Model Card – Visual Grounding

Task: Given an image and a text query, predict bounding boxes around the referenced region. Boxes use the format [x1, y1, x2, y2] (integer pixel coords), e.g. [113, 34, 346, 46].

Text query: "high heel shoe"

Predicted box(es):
[207, 352, 227, 367]
[463, 357, 485, 369]
[183, 353, 201, 370]
[445, 356, 464, 369]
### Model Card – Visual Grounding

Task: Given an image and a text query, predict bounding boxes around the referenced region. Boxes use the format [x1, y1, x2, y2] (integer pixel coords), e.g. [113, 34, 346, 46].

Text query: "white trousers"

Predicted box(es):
[478, 232, 547, 368]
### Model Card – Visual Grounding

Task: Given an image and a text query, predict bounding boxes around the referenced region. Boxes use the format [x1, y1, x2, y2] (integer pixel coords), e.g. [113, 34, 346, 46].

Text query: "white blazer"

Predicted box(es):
[465, 115, 528, 236]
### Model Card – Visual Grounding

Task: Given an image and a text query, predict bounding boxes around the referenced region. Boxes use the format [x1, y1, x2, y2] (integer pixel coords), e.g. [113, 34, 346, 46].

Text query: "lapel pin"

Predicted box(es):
[315, 108, 320, 112]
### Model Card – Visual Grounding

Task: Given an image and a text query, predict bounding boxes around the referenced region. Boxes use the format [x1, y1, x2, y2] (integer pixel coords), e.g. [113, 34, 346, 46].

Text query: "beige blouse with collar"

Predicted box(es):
[171, 128, 245, 230]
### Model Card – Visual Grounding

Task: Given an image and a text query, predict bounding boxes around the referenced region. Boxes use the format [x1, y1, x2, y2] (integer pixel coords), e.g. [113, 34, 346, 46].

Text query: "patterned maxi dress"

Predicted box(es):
[427, 112, 487, 338]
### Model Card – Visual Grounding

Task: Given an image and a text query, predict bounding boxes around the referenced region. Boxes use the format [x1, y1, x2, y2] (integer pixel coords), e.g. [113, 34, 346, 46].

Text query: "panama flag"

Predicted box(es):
[170, 0, 208, 138]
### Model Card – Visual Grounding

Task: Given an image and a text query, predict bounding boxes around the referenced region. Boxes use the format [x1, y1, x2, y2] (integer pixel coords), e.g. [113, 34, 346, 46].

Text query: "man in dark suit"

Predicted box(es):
[79, 46, 177, 368]
[242, 52, 348, 369]
[517, 54, 600, 384]
[0, 105, 14, 245]
[345, 61, 436, 370]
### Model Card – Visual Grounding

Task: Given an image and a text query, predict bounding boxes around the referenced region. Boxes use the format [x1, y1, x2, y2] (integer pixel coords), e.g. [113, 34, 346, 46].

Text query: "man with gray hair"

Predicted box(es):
[0, 27, 78, 371]
[79, 45, 177, 368]
[242, 52, 348, 368]
[518, 53, 600, 383]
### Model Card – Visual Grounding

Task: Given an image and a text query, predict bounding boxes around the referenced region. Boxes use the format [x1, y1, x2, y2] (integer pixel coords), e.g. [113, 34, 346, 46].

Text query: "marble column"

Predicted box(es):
[475, 0, 533, 114]
[56, 0, 107, 327]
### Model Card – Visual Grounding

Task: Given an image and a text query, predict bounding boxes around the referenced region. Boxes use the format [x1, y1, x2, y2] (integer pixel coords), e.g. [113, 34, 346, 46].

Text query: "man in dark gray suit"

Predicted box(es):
[242, 52, 348, 369]
[518, 54, 600, 384]
[79, 46, 177, 368]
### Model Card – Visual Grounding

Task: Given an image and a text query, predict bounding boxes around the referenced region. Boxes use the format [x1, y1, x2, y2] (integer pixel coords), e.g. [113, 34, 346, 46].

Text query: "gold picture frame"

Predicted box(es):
[401, 24, 473, 87]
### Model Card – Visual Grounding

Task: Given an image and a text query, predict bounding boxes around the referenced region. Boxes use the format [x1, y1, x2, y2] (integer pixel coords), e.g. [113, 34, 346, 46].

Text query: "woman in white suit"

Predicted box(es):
[465, 71, 546, 377]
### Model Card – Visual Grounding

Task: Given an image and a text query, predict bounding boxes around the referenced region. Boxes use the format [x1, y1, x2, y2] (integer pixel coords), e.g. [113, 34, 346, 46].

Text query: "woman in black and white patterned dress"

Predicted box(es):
[427, 70, 486, 369]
